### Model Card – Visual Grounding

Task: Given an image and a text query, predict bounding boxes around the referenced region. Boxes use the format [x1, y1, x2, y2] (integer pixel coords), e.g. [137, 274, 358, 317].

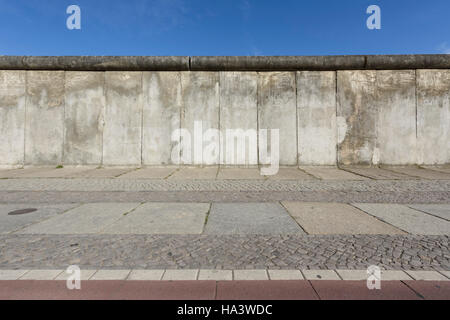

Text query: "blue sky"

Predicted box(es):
[0, 0, 449, 56]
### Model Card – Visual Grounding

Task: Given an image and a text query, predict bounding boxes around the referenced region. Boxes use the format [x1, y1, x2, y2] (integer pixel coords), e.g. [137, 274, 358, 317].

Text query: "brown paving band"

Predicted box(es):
[0, 280, 448, 300]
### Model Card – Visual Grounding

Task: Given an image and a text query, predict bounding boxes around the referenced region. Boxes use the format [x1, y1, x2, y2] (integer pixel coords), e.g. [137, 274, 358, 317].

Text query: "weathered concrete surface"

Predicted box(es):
[2, 55, 449, 71]
[217, 168, 263, 180]
[265, 168, 316, 180]
[142, 72, 181, 165]
[63, 72, 105, 165]
[299, 166, 368, 180]
[0, 71, 25, 166]
[191, 56, 366, 71]
[258, 72, 297, 165]
[297, 71, 337, 165]
[417, 70, 450, 165]
[117, 168, 176, 179]
[168, 167, 218, 180]
[382, 166, 450, 180]
[0, 203, 79, 234]
[407, 204, 450, 221]
[0, 56, 190, 71]
[282, 202, 405, 235]
[204, 203, 304, 235]
[340, 167, 416, 180]
[376, 71, 417, 165]
[17, 167, 93, 178]
[180, 72, 220, 165]
[25, 71, 64, 165]
[103, 202, 209, 234]
[352, 203, 450, 235]
[18, 203, 140, 234]
[75, 168, 135, 178]
[337, 71, 377, 165]
[103, 72, 143, 165]
[220, 72, 258, 165]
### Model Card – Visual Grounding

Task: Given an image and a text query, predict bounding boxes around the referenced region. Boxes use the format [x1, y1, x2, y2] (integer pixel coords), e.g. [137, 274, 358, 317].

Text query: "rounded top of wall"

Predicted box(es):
[0, 55, 449, 71]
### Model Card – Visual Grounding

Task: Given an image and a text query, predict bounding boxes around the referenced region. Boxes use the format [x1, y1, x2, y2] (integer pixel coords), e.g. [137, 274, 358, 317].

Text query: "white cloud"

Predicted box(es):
[437, 42, 450, 54]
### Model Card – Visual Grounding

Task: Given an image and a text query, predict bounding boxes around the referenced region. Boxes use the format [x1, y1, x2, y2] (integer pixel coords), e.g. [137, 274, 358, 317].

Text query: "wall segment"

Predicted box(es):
[0, 55, 449, 167]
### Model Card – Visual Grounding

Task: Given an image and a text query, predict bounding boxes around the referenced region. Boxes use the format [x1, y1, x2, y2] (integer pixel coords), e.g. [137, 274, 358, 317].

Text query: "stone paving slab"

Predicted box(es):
[90, 269, 131, 280]
[299, 166, 368, 180]
[266, 168, 316, 180]
[19, 269, 63, 280]
[17, 203, 141, 234]
[0, 203, 80, 234]
[233, 270, 268, 280]
[17, 167, 95, 178]
[117, 168, 176, 179]
[0, 234, 448, 270]
[128, 270, 165, 281]
[0, 167, 54, 178]
[383, 167, 450, 180]
[55, 269, 97, 281]
[74, 168, 136, 178]
[217, 168, 264, 180]
[204, 203, 304, 235]
[198, 269, 232, 281]
[268, 270, 304, 280]
[168, 167, 218, 180]
[162, 269, 198, 280]
[282, 202, 405, 235]
[0, 270, 28, 280]
[407, 204, 450, 221]
[352, 203, 450, 235]
[102, 203, 209, 234]
[380, 270, 414, 281]
[2, 269, 447, 281]
[340, 167, 416, 180]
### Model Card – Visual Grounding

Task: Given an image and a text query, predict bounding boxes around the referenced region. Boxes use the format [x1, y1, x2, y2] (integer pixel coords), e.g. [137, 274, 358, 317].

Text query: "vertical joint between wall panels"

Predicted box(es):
[335, 71, 339, 167]
[140, 72, 144, 167]
[178, 72, 183, 166]
[62, 71, 66, 166]
[218, 72, 222, 169]
[295, 71, 299, 167]
[256, 72, 260, 168]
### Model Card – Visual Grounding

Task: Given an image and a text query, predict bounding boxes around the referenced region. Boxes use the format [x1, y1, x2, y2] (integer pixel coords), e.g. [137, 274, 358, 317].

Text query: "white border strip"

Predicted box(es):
[1, 269, 449, 281]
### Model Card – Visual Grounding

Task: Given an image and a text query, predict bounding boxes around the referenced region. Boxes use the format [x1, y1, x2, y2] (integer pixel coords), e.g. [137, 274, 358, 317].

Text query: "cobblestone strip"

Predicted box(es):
[0, 179, 449, 192]
[0, 190, 448, 204]
[0, 234, 448, 271]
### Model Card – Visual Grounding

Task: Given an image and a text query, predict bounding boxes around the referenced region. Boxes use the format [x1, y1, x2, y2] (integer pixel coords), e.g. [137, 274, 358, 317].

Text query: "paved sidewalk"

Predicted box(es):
[1, 280, 448, 300]
[0, 166, 448, 299]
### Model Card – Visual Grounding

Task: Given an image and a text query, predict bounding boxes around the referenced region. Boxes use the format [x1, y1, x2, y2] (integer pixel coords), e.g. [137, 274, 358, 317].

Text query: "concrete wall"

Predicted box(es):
[0, 56, 449, 167]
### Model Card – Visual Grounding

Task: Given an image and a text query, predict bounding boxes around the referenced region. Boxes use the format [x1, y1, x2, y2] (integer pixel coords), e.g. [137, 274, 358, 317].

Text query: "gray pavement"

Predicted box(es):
[0, 167, 448, 272]
[204, 203, 304, 235]
[2, 201, 448, 236]
[0, 203, 79, 234]
[407, 204, 450, 221]
[281, 202, 405, 235]
[352, 203, 450, 235]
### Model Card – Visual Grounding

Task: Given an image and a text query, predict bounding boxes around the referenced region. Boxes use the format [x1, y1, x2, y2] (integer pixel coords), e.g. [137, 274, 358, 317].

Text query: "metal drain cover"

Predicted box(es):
[8, 208, 37, 215]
